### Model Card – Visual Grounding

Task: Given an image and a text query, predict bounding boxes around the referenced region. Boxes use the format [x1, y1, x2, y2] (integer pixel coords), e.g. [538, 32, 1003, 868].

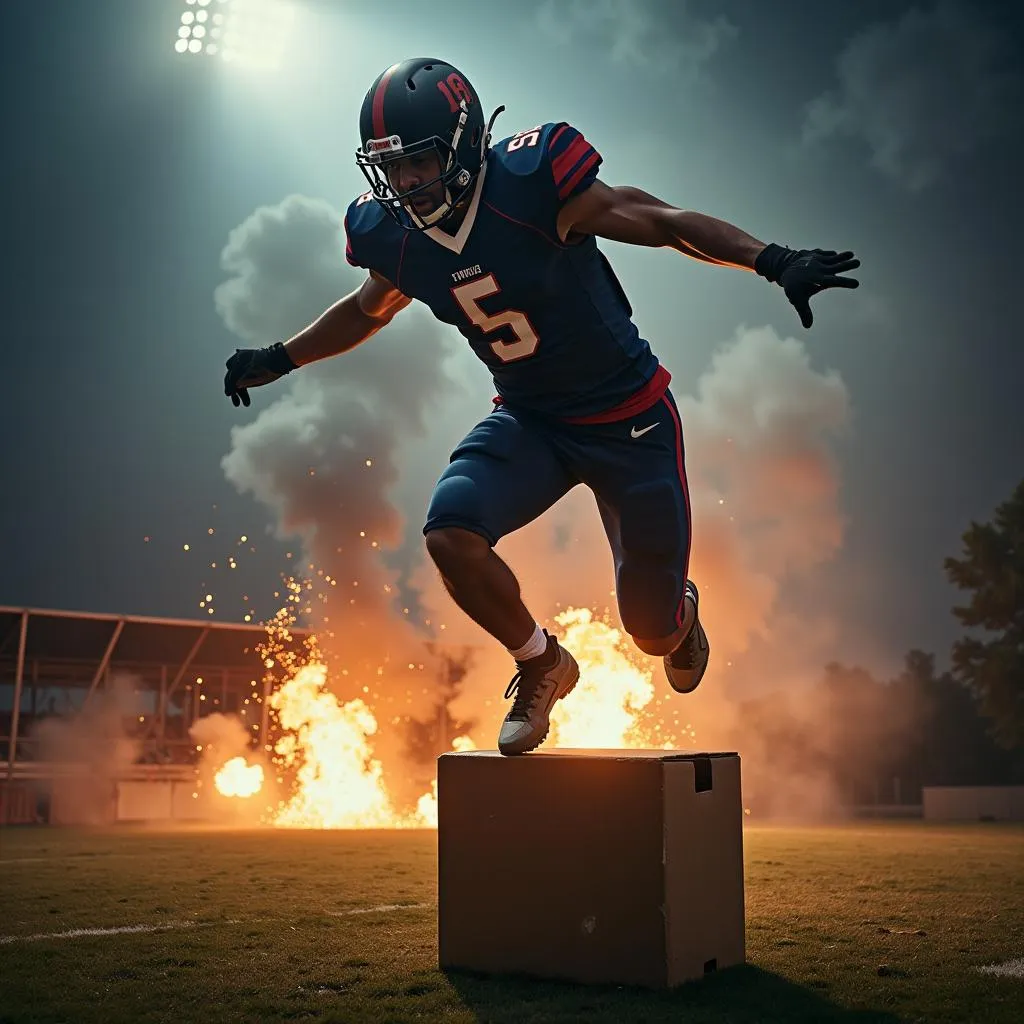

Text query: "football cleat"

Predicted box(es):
[498, 633, 579, 756]
[664, 581, 710, 694]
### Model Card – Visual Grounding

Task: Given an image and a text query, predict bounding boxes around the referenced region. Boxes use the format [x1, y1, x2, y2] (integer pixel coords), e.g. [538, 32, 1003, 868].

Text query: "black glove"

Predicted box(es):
[755, 244, 860, 329]
[224, 342, 297, 407]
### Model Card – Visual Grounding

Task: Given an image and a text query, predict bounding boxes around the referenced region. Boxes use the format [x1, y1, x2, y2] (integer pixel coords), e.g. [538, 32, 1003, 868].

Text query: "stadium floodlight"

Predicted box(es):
[173, 0, 296, 70]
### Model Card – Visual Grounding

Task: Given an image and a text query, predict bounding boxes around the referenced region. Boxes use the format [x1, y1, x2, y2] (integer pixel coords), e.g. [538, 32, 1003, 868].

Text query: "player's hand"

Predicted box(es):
[754, 244, 860, 329]
[224, 342, 297, 407]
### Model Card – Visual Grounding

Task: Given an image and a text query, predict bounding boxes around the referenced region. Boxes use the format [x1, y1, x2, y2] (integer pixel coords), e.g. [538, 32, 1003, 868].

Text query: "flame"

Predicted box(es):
[220, 581, 690, 829]
[214, 756, 264, 798]
[549, 607, 658, 748]
[268, 663, 432, 828]
[408, 736, 477, 829]
[265, 657, 480, 829]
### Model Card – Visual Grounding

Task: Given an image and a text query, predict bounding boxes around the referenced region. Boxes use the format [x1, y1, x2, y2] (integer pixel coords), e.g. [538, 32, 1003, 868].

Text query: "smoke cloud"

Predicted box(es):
[802, 1, 1024, 191]
[215, 194, 467, 803]
[216, 193, 459, 642]
[680, 324, 849, 664]
[189, 711, 280, 824]
[535, 0, 738, 82]
[32, 674, 143, 825]
[189, 710, 252, 762]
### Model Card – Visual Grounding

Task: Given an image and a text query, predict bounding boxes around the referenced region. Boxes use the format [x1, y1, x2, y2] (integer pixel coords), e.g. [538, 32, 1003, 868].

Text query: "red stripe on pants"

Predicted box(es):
[661, 395, 692, 629]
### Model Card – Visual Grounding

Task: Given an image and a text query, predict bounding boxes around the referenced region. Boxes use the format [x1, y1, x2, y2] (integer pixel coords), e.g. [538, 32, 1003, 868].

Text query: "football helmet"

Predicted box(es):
[355, 58, 503, 230]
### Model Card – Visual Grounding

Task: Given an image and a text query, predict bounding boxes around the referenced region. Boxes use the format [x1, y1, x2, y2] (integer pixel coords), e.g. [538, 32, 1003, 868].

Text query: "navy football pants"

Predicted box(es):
[423, 389, 692, 641]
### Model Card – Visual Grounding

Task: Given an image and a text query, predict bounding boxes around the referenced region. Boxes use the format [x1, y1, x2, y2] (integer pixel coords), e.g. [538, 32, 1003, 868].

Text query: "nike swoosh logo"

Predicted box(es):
[630, 423, 659, 438]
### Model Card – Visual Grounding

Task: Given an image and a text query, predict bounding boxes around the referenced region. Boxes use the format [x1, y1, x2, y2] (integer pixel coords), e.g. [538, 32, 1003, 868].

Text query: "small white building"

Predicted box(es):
[922, 786, 1024, 822]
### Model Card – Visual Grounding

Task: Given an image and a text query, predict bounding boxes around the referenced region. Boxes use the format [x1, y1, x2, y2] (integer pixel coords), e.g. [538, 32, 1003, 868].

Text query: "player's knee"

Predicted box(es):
[632, 631, 684, 657]
[424, 526, 490, 574]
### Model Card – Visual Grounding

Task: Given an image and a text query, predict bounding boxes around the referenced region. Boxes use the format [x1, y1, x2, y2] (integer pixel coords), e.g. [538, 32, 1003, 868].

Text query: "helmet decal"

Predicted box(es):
[436, 73, 474, 113]
[363, 134, 404, 161]
[371, 63, 402, 138]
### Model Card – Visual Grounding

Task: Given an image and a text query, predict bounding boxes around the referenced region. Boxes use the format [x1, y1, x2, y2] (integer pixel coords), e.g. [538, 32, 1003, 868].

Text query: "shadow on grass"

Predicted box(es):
[443, 964, 900, 1023]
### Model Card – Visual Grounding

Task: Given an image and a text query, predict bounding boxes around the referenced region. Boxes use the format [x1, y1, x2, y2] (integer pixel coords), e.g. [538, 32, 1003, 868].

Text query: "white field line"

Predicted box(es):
[1, 855, 136, 866]
[1, 904, 433, 945]
[978, 957, 1024, 978]
[0, 921, 202, 945]
[328, 902, 434, 916]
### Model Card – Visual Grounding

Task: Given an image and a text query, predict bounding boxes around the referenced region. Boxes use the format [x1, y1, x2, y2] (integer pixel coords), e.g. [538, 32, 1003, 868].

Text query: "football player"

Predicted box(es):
[224, 58, 860, 756]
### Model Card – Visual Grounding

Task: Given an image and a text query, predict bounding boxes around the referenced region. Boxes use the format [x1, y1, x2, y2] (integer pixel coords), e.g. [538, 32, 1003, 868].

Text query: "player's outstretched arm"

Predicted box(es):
[558, 180, 859, 328]
[557, 180, 765, 267]
[223, 272, 411, 407]
[285, 271, 411, 366]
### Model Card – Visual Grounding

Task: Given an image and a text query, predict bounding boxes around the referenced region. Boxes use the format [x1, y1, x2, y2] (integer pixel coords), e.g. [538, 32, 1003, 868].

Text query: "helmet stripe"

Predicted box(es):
[372, 63, 401, 139]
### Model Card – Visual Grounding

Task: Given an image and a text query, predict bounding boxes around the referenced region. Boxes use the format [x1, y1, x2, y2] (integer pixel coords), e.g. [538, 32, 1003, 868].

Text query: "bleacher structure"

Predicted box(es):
[0, 606, 310, 824]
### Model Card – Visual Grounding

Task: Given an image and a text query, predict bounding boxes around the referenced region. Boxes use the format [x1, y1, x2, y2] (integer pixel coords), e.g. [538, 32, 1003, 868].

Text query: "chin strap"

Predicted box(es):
[447, 100, 471, 174]
[415, 202, 451, 228]
[483, 105, 506, 155]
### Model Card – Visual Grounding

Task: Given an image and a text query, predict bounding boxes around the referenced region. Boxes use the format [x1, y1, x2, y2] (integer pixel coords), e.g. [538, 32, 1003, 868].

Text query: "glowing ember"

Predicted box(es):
[214, 756, 264, 798]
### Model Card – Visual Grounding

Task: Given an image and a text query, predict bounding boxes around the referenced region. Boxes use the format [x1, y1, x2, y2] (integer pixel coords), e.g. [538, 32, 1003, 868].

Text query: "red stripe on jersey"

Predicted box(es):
[557, 150, 600, 200]
[551, 135, 590, 185]
[371, 64, 400, 138]
[562, 365, 672, 424]
[548, 123, 571, 152]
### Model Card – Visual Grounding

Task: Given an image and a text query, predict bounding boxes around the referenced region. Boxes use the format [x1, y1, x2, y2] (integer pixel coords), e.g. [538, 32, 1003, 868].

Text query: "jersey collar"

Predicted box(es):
[422, 161, 488, 255]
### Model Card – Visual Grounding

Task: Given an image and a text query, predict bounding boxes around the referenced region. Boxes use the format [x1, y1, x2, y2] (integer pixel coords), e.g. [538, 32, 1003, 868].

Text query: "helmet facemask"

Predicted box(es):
[357, 101, 476, 230]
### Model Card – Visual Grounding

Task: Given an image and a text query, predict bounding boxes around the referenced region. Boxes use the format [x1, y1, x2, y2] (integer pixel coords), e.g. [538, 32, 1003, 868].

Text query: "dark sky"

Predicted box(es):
[2, 0, 1022, 683]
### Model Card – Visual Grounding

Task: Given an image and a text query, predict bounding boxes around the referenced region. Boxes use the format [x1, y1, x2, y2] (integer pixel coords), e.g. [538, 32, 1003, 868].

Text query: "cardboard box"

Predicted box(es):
[437, 748, 744, 988]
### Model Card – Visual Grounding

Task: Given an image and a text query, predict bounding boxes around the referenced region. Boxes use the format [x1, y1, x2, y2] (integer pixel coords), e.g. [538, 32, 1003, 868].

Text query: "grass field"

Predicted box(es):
[1, 823, 1022, 1023]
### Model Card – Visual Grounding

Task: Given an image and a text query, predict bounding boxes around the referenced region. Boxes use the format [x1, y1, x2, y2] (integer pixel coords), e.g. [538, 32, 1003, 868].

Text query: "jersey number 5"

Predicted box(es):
[452, 274, 539, 363]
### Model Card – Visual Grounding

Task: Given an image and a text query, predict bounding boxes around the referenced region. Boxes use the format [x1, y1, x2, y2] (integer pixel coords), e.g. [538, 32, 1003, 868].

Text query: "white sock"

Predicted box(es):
[508, 623, 548, 663]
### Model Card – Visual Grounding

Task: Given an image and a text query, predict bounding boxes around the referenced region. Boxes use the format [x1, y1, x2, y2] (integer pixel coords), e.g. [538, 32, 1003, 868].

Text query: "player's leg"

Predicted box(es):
[423, 407, 575, 647]
[581, 392, 710, 692]
[423, 408, 581, 753]
[426, 529, 533, 649]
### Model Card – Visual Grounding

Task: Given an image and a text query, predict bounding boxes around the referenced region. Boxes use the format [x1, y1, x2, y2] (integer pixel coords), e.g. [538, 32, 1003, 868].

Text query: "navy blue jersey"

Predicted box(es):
[344, 122, 666, 421]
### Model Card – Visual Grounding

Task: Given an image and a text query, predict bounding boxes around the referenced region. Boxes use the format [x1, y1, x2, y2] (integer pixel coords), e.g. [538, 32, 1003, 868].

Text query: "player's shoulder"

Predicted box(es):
[344, 190, 404, 270]
[345, 190, 390, 236]
[490, 121, 602, 208]
[492, 121, 590, 175]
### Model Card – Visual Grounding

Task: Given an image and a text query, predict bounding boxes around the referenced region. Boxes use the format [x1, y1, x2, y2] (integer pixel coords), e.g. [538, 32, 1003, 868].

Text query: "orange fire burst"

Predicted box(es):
[268, 662, 434, 828]
[549, 607, 660, 748]
[229, 582, 687, 829]
[214, 756, 264, 798]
